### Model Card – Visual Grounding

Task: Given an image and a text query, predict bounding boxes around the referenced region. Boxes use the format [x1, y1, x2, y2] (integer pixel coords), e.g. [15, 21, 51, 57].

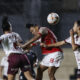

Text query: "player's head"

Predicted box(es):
[26, 24, 38, 35]
[2, 16, 12, 33]
[73, 20, 80, 33]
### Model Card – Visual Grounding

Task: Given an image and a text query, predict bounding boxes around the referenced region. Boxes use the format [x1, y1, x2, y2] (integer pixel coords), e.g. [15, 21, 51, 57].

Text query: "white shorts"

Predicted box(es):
[40, 51, 63, 67]
[74, 51, 80, 69]
[0, 57, 8, 76]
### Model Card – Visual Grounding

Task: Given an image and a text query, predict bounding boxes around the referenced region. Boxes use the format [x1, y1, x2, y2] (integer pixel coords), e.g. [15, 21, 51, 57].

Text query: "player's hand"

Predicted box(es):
[25, 44, 33, 50]
[70, 29, 74, 36]
[17, 42, 23, 48]
[40, 43, 48, 48]
[28, 44, 33, 48]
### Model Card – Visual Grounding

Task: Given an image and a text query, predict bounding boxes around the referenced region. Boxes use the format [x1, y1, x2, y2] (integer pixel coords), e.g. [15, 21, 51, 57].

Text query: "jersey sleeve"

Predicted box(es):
[65, 35, 77, 44]
[35, 38, 41, 43]
[75, 38, 80, 46]
[15, 33, 23, 42]
[65, 37, 71, 44]
[39, 27, 48, 36]
[76, 42, 80, 46]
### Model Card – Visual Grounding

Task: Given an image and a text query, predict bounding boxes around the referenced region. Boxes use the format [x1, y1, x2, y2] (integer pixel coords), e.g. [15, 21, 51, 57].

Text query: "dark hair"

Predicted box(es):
[2, 16, 11, 32]
[26, 24, 37, 29]
[76, 20, 80, 26]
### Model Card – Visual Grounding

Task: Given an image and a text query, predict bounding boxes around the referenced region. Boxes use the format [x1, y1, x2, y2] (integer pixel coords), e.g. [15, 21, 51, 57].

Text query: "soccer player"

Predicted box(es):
[0, 16, 35, 80]
[68, 21, 80, 80]
[41, 21, 80, 80]
[20, 24, 63, 80]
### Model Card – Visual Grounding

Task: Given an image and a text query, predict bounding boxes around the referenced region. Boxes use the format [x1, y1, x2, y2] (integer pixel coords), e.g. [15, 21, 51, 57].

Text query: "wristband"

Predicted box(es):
[32, 43, 37, 46]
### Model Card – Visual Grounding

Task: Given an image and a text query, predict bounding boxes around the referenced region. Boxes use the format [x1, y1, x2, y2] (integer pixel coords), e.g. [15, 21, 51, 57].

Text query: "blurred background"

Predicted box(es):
[0, 0, 80, 80]
[0, 0, 80, 41]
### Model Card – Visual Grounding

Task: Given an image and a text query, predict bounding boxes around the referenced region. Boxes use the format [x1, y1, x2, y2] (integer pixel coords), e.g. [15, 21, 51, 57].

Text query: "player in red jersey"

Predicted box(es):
[20, 24, 63, 80]
[41, 21, 80, 80]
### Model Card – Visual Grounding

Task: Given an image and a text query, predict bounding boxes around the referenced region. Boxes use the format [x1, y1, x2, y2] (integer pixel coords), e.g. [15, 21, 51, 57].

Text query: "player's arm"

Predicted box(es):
[47, 41, 66, 47]
[20, 27, 47, 49]
[17, 37, 40, 50]
[70, 29, 78, 51]
[21, 27, 47, 49]
[16, 33, 23, 43]
[21, 34, 41, 49]
[15, 33, 24, 48]
[40, 40, 66, 48]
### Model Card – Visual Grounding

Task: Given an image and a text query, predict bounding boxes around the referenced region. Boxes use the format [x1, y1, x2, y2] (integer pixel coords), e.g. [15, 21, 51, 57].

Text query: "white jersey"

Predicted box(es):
[65, 34, 80, 49]
[65, 34, 80, 69]
[0, 32, 24, 56]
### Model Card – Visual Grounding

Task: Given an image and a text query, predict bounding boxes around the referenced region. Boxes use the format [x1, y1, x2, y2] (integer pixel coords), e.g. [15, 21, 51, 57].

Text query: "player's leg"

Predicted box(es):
[36, 54, 49, 80]
[77, 78, 80, 80]
[77, 69, 80, 80]
[8, 74, 15, 80]
[0, 66, 3, 79]
[20, 54, 35, 80]
[0, 57, 6, 79]
[24, 71, 35, 80]
[77, 77, 80, 80]
[48, 66, 58, 80]
[3, 59, 8, 80]
[3, 75, 8, 80]
[7, 54, 20, 80]
[36, 64, 48, 80]
[19, 72, 27, 80]
[74, 53, 80, 80]
[19, 67, 36, 80]
[47, 52, 63, 80]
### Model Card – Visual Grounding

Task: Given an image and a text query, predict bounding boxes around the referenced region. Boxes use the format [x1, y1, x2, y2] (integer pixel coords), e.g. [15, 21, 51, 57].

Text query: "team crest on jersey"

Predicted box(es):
[50, 58, 54, 63]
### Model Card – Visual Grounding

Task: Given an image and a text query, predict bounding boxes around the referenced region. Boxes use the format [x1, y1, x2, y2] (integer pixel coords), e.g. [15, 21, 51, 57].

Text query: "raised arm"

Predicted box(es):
[70, 29, 78, 51]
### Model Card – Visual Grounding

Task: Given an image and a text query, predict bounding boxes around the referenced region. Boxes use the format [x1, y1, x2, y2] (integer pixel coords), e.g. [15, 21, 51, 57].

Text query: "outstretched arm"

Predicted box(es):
[40, 40, 66, 48]
[21, 34, 41, 49]
[70, 29, 78, 51]
[48, 41, 66, 47]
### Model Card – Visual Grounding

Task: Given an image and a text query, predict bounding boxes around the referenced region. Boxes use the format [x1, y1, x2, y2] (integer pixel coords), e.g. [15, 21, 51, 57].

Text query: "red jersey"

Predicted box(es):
[39, 27, 62, 55]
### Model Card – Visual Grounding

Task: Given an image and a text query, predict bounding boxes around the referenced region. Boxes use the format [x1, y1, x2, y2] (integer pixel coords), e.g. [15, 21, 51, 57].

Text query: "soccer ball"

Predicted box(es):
[47, 12, 59, 25]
